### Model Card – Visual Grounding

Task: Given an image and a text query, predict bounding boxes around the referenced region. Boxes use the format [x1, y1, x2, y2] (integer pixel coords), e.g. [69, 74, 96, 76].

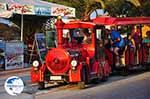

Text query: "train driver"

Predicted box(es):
[72, 29, 84, 44]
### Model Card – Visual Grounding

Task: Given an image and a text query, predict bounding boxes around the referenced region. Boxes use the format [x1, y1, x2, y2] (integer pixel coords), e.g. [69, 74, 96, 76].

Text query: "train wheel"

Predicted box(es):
[78, 67, 87, 89]
[92, 66, 102, 84]
[121, 67, 129, 76]
[38, 82, 45, 90]
[101, 68, 108, 82]
[101, 75, 108, 82]
[145, 65, 150, 71]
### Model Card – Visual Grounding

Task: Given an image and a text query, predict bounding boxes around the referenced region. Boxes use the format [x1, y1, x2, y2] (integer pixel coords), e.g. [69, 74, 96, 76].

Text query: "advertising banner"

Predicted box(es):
[0, 3, 7, 12]
[8, 4, 51, 16]
[51, 7, 75, 17]
[0, 3, 12, 18]
[8, 4, 34, 15]
[5, 42, 24, 70]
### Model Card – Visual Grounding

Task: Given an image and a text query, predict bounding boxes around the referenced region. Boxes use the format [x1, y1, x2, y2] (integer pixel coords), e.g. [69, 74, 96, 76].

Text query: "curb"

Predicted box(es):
[0, 67, 31, 76]
[0, 67, 31, 77]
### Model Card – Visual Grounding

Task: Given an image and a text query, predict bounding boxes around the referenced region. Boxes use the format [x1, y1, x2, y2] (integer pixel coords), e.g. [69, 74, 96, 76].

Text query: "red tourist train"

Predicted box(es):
[31, 16, 150, 89]
[93, 17, 150, 74]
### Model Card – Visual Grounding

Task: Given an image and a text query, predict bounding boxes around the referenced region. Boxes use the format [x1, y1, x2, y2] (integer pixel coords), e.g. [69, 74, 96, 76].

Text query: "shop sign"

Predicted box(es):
[34, 6, 51, 16]
[0, 3, 7, 12]
[5, 42, 24, 70]
[0, 3, 12, 18]
[51, 7, 75, 17]
[8, 4, 34, 15]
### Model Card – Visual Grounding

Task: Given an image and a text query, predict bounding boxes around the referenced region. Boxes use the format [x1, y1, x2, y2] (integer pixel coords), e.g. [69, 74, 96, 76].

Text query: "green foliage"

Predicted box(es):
[43, 0, 85, 18]
[43, 0, 150, 18]
[141, 1, 150, 16]
[104, 0, 140, 17]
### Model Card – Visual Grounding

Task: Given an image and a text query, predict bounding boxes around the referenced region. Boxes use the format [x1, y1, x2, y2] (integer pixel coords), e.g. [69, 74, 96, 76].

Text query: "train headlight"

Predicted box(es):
[32, 60, 39, 68]
[71, 60, 77, 67]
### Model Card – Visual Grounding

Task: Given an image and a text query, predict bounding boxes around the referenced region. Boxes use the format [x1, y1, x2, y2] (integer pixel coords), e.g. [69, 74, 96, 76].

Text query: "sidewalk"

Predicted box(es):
[0, 67, 30, 76]
[0, 67, 31, 86]
[0, 67, 39, 98]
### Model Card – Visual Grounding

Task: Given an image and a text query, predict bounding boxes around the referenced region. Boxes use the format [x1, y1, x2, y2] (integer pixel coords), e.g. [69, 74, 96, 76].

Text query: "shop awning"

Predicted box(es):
[0, 18, 13, 26]
[0, 18, 19, 30]
[0, 0, 75, 18]
[93, 17, 150, 25]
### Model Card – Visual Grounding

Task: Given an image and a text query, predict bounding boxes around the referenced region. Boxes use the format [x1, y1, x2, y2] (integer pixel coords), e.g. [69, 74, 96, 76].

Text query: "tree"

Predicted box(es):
[140, 0, 150, 16]
[43, 0, 85, 18]
[43, 0, 105, 20]
[126, 0, 141, 7]
[43, 0, 149, 18]
[82, 0, 105, 21]
[104, 0, 141, 17]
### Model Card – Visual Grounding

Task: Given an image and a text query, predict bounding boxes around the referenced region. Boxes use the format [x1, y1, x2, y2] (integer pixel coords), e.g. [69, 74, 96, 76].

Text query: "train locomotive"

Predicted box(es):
[31, 17, 111, 89]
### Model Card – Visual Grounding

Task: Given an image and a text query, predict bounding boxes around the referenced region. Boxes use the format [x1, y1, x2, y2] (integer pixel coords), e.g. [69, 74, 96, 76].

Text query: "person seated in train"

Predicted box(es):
[97, 40, 106, 60]
[143, 31, 150, 47]
[83, 29, 92, 44]
[103, 29, 114, 67]
[126, 35, 136, 49]
[131, 26, 142, 49]
[110, 26, 125, 66]
[104, 29, 112, 50]
[110, 26, 125, 55]
[96, 39, 107, 69]
[146, 31, 150, 39]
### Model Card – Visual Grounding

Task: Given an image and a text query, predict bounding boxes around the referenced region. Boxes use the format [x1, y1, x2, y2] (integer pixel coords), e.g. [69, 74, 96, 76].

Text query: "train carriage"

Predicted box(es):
[93, 17, 150, 74]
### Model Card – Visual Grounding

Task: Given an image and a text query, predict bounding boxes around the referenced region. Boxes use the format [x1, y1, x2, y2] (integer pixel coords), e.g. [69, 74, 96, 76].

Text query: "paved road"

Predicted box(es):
[0, 72, 149, 99]
[36, 72, 150, 99]
[0, 71, 30, 93]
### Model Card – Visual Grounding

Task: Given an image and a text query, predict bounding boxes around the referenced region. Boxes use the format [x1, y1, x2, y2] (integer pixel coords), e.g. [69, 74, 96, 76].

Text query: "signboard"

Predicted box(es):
[8, 4, 51, 16]
[51, 7, 75, 17]
[5, 42, 24, 70]
[34, 6, 51, 16]
[0, 3, 12, 18]
[35, 33, 47, 63]
[8, 4, 34, 15]
[0, 3, 7, 12]
[1, 3, 75, 17]
[0, 41, 5, 70]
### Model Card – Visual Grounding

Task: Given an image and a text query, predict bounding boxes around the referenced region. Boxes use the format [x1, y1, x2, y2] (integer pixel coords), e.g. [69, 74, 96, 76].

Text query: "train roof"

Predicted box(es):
[62, 20, 96, 29]
[93, 17, 150, 25]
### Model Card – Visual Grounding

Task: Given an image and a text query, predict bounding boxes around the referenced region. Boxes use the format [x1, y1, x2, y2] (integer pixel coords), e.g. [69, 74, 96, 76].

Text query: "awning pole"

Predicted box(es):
[21, 13, 23, 41]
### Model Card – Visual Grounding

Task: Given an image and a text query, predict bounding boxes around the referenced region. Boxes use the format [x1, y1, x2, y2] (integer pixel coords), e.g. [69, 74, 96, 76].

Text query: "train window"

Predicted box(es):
[62, 28, 92, 45]
[62, 29, 71, 45]
[63, 29, 70, 38]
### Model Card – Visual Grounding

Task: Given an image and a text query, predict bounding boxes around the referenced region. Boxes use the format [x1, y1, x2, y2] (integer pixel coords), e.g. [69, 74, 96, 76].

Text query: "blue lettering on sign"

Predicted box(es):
[34, 6, 51, 16]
